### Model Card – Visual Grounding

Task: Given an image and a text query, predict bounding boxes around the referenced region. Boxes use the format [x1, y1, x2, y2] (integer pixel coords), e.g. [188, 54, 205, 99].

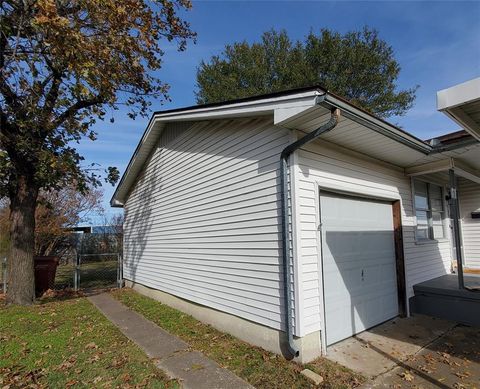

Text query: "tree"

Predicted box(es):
[196, 28, 417, 118]
[34, 184, 103, 258]
[1, 0, 195, 304]
[101, 213, 124, 256]
[0, 183, 103, 258]
[0, 198, 8, 259]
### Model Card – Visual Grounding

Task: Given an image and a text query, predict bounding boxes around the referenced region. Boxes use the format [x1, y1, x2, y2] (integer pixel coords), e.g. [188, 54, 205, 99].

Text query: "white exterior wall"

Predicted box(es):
[293, 138, 453, 336]
[123, 117, 295, 332]
[459, 178, 480, 269]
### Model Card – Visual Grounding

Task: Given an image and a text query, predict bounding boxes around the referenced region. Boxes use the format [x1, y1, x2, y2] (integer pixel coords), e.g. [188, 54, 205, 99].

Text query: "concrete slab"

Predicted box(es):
[326, 314, 457, 378]
[89, 293, 253, 389]
[366, 325, 480, 389]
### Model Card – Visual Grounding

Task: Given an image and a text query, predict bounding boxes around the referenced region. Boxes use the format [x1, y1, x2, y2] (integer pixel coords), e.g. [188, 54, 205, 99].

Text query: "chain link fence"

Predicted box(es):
[1, 253, 123, 294]
[76, 253, 122, 290]
[1, 257, 6, 294]
[53, 253, 76, 290]
[1, 229, 123, 294]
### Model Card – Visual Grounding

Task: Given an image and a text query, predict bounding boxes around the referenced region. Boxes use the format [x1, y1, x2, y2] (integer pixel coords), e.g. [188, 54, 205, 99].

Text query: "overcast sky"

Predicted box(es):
[79, 1, 480, 218]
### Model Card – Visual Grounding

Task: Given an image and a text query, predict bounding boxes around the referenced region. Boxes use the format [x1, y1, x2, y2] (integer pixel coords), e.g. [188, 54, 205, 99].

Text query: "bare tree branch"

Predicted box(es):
[51, 96, 104, 129]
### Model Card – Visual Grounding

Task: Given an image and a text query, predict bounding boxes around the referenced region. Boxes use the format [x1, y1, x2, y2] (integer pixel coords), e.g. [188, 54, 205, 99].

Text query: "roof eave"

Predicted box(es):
[111, 88, 439, 207]
[437, 78, 480, 141]
[110, 88, 325, 207]
[321, 94, 432, 154]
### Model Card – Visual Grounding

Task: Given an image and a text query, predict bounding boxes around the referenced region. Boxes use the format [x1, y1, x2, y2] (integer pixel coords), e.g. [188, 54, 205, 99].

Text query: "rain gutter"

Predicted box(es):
[279, 106, 340, 358]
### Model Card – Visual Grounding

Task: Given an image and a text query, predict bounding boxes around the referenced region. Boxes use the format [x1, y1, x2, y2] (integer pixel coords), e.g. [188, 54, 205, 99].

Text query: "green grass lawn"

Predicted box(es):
[112, 288, 365, 389]
[54, 263, 76, 288]
[0, 295, 178, 388]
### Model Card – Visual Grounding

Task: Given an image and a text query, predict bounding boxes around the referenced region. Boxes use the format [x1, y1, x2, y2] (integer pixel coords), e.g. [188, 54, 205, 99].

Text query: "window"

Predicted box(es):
[414, 180, 445, 241]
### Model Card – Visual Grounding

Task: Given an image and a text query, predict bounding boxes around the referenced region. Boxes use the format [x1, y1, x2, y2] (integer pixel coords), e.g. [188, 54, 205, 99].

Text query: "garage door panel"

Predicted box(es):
[321, 192, 398, 345]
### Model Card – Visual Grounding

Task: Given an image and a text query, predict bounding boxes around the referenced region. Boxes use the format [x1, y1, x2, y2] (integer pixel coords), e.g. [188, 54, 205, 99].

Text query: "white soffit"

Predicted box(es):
[453, 159, 480, 184]
[280, 104, 428, 167]
[406, 156, 480, 184]
[437, 78, 480, 140]
[406, 158, 454, 176]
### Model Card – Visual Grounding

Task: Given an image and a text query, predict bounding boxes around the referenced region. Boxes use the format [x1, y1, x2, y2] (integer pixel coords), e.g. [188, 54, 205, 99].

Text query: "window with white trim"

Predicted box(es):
[414, 180, 446, 241]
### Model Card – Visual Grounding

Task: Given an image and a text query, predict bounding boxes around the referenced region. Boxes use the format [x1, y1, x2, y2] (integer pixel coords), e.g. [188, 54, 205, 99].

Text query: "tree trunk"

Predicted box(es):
[6, 175, 39, 305]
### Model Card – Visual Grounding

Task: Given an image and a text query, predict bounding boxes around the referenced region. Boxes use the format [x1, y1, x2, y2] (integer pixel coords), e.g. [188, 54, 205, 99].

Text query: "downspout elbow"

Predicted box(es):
[280, 107, 340, 359]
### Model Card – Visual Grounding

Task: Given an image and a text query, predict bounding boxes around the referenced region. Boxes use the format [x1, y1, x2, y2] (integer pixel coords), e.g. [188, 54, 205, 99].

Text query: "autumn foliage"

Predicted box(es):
[0, 185, 103, 257]
[1, 0, 195, 304]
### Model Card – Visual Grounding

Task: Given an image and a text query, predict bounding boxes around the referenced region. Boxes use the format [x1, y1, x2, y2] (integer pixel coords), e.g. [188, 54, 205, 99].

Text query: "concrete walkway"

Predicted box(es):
[89, 293, 253, 389]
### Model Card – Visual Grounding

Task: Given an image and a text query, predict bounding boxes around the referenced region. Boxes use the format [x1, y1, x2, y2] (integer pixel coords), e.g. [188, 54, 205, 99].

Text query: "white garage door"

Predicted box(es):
[320, 191, 399, 346]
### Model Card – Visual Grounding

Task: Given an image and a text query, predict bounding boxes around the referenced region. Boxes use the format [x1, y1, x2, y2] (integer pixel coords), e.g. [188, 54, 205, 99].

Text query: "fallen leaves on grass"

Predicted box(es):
[65, 379, 78, 387]
[110, 355, 128, 368]
[85, 341, 98, 349]
[41, 289, 84, 300]
[418, 365, 434, 374]
[87, 352, 102, 363]
[399, 371, 415, 382]
[0, 298, 177, 388]
[0, 366, 45, 389]
[114, 288, 365, 389]
[454, 371, 471, 379]
[58, 354, 77, 370]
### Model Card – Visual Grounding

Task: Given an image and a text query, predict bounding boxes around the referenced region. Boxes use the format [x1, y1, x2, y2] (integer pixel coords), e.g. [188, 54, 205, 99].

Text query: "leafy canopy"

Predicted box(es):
[196, 28, 417, 118]
[0, 0, 195, 197]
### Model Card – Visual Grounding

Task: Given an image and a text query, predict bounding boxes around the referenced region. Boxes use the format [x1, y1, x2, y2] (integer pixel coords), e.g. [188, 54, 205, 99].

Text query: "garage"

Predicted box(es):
[320, 191, 399, 345]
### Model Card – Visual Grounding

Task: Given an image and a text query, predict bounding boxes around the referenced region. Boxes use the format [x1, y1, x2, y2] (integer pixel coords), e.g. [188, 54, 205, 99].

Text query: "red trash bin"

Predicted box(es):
[34, 256, 59, 297]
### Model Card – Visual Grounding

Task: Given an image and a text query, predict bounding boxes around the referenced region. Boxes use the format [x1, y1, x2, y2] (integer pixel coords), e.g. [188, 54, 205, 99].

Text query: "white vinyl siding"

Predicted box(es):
[459, 178, 480, 269]
[292, 137, 453, 336]
[123, 117, 293, 331]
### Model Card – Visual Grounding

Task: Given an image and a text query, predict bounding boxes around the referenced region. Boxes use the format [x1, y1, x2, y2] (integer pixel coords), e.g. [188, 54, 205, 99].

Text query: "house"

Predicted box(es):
[111, 81, 480, 362]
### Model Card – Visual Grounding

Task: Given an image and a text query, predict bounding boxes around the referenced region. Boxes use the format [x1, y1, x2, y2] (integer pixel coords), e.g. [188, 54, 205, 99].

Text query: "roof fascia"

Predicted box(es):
[110, 119, 166, 207]
[152, 90, 321, 122]
[437, 78, 480, 141]
[437, 78, 480, 110]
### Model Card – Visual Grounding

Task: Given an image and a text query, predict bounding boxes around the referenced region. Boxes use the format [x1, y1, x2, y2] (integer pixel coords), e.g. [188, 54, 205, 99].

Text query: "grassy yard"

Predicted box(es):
[54, 263, 76, 289]
[0, 294, 178, 388]
[112, 288, 364, 389]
